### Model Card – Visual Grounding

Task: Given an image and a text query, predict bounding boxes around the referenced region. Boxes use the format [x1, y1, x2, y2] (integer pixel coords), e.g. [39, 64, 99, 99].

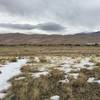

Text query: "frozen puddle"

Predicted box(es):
[0, 59, 27, 99]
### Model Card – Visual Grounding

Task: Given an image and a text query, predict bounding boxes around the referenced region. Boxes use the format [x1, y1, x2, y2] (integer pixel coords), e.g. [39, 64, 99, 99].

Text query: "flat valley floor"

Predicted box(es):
[0, 45, 100, 56]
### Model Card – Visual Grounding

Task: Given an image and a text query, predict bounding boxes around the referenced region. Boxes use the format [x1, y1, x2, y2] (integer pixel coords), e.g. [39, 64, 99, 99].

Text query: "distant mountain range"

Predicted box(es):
[0, 32, 100, 45]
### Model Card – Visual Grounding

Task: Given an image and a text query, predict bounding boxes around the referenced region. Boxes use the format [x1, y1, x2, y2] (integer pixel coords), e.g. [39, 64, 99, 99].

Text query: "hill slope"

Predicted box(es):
[0, 32, 100, 45]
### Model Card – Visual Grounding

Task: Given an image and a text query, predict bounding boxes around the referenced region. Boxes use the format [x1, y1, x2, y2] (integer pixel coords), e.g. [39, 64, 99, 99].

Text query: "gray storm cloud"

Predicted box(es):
[0, 23, 65, 32]
[37, 23, 65, 32]
[0, 23, 34, 30]
[0, 0, 100, 33]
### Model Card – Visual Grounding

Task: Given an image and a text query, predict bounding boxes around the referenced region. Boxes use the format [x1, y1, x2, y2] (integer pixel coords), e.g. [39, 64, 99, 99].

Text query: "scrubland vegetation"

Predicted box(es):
[0, 46, 100, 56]
[0, 46, 100, 100]
[0, 56, 17, 64]
[0, 54, 99, 100]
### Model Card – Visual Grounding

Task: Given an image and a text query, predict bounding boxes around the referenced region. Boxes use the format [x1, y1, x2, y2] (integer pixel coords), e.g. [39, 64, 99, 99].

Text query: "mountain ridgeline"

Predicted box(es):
[0, 32, 100, 46]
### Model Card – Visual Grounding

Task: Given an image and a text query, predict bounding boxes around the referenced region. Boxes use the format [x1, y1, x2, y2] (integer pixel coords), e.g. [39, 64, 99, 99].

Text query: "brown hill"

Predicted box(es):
[0, 32, 100, 45]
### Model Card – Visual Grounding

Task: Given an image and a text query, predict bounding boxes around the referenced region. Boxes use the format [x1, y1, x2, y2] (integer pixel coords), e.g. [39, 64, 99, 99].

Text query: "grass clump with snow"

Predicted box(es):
[2, 55, 100, 100]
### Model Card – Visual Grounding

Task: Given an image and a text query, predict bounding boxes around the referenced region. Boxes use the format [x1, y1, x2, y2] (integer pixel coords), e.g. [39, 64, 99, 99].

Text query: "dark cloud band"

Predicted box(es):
[0, 22, 65, 32]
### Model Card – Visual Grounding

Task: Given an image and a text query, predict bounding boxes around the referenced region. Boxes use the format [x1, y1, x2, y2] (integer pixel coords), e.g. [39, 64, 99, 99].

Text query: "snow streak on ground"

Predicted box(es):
[87, 77, 100, 84]
[0, 59, 27, 99]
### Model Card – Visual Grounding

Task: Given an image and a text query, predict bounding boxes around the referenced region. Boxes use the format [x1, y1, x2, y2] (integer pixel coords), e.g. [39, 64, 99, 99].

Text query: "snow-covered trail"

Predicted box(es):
[0, 59, 27, 99]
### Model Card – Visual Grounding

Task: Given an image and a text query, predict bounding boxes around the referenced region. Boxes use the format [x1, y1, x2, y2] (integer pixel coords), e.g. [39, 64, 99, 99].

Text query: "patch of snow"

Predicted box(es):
[74, 57, 95, 70]
[95, 80, 100, 84]
[32, 71, 49, 78]
[50, 95, 60, 100]
[0, 59, 27, 99]
[34, 57, 40, 63]
[59, 79, 69, 83]
[69, 73, 79, 79]
[87, 77, 100, 84]
[81, 58, 93, 66]
[87, 77, 95, 83]
[57, 64, 72, 73]
[15, 77, 26, 80]
[60, 63, 71, 68]
[0, 93, 6, 99]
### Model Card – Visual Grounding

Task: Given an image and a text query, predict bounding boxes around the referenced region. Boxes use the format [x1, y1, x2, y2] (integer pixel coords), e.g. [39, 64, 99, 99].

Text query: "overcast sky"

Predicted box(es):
[0, 0, 100, 34]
